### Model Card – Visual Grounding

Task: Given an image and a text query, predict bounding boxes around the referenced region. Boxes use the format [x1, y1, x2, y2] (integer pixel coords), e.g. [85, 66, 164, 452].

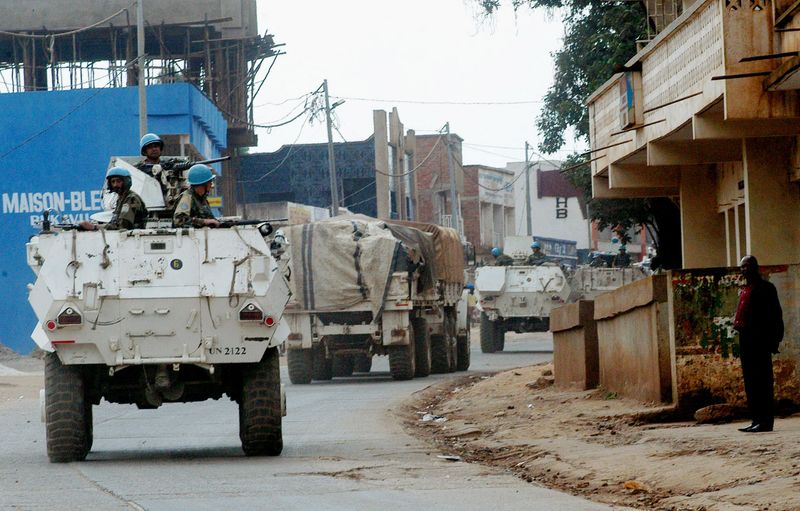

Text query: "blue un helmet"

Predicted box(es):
[531, 241, 541, 249]
[139, 133, 164, 155]
[187, 164, 215, 186]
[465, 283, 475, 290]
[491, 247, 502, 257]
[106, 166, 132, 192]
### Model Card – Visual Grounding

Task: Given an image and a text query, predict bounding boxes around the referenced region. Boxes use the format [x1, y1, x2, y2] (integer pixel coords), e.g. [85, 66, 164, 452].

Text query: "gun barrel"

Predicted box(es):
[194, 156, 232, 166]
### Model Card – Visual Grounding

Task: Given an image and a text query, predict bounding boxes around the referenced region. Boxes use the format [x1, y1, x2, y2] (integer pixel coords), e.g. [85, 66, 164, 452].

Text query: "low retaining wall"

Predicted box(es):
[594, 275, 672, 403]
[551, 300, 598, 390]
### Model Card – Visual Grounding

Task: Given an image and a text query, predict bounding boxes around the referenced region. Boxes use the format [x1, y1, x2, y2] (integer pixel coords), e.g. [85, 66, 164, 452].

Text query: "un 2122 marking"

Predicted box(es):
[210, 346, 247, 356]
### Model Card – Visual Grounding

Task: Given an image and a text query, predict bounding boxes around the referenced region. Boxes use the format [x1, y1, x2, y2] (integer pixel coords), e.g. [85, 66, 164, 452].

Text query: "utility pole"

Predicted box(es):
[524, 141, 532, 236]
[323, 79, 339, 217]
[137, 0, 148, 137]
[444, 122, 461, 236]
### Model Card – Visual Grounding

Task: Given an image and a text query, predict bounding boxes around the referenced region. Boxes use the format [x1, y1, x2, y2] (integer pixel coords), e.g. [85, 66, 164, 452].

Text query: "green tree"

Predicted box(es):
[478, 0, 682, 268]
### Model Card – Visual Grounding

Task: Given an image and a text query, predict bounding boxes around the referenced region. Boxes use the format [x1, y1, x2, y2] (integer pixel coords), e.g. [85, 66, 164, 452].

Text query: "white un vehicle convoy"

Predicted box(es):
[475, 236, 571, 353]
[27, 156, 291, 462]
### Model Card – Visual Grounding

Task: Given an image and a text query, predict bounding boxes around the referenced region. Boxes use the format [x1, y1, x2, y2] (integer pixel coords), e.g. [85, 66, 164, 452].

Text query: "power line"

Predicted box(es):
[453, 155, 526, 192]
[339, 179, 376, 204]
[0, 2, 135, 39]
[254, 92, 314, 108]
[373, 134, 444, 178]
[237, 115, 311, 184]
[330, 95, 542, 106]
[0, 58, 135, 162]
[344, 194, 377, 210]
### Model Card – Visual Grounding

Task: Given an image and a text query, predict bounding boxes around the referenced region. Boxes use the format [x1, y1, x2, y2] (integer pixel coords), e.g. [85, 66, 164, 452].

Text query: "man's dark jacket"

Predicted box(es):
[736, 278, 784, 353]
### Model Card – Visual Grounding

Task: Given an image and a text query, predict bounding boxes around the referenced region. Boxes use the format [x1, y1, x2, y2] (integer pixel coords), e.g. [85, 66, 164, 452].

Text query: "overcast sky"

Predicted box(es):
[252, 1, 577, 168]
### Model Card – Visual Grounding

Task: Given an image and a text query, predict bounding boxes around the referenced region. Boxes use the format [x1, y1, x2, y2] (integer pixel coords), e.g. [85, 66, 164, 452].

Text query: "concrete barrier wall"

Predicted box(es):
[552, 301, 598, 390]
[594, 275, 672, 403]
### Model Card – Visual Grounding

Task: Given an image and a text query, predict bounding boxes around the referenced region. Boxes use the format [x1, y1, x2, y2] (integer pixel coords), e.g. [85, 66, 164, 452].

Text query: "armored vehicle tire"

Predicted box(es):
[480, 313, 497, 354]
[44, 353, 92, 463]
[456, 333, 471, 371]
[389, 333, 416, 381]
[494, 325, 505, 352]
[287, 348, 313, 384]
[240, 347, 283, 456]
[312, 344, 333, 381]
[332, 355, 355, 377]
[411, 318, 432, 377]
[353, 353, 372, 373]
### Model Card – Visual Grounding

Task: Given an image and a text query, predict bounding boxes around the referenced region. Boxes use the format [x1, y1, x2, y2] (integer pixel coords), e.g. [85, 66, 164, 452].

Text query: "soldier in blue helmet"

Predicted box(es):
[79, 167, 147, 231]
[491, 247, 514, 266]
[135, 133, 165, 176]
[526, 241, 547, 265]
[173, 164, 220, 228]
[613, 244, 631, 268]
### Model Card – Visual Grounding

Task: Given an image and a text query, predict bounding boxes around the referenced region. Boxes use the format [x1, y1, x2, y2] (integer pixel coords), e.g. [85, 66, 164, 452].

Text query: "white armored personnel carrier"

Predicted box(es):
[26, 158, 291, 462]
[475, 236, 571, 353]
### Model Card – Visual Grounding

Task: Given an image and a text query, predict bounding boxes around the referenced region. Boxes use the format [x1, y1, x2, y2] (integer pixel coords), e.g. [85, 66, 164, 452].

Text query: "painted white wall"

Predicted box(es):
[508, 160, 590, 250]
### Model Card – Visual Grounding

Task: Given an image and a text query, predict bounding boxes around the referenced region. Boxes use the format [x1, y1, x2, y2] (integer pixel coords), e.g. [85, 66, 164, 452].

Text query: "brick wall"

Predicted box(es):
[415, 133, 462, 224]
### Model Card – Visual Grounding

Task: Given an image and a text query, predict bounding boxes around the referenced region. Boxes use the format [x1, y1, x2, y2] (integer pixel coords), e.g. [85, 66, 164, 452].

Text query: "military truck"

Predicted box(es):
[283, 217, 467, 383]
[27, 161, 291, 462]
[475, 236, 571, 353]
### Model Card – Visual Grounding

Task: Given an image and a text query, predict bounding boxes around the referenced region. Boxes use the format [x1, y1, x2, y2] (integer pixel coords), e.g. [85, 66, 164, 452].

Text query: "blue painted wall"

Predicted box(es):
[238, 138, 378, 218]
[0, 83, 226, 354]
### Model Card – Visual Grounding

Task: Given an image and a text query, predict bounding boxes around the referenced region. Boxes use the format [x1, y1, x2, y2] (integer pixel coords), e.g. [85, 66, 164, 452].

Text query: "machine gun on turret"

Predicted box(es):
[150, 156, 231, 209]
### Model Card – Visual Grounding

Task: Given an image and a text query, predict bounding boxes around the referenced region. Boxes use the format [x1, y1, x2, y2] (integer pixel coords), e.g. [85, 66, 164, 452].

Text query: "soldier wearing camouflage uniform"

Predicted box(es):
[526, 241, 547, 265]
[173, 164, 220, 228]
[491, 247, 514, 266]
[79, 167, 147, 231]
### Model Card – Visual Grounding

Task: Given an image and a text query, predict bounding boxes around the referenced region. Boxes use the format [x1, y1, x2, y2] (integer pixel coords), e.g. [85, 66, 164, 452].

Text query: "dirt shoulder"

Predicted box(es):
[401, 363, 800, 511]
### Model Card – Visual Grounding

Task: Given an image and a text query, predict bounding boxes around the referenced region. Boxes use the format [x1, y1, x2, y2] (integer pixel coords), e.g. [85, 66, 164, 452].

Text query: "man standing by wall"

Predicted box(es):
[734, 255, 784, 433]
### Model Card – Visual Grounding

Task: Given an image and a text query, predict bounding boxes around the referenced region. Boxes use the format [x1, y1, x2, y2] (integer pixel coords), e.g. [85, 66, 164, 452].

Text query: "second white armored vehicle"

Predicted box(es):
[475, 236, 571, 353]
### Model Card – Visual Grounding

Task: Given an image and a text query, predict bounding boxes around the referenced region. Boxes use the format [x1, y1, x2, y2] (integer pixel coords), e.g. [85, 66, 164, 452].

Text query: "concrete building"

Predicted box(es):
[414, 133, 464, 232]
[586, 0, 800, 268]
[0, 84, 226, 353]
[509, 160, 591, 248]
[461, 165, 516, 254]
[236, 109, 416, 220]
[0, 1, 276, 215]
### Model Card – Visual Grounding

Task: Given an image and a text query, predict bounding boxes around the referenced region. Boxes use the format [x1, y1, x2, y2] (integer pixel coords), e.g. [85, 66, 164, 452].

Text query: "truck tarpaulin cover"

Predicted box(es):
[386, 220, 465, 285]
[286, 217, 407, 316]
[382, 223, 437, 292]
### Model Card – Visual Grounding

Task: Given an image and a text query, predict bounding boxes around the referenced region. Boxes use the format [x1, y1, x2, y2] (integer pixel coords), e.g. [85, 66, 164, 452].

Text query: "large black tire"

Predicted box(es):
[332, 355, 355, 377]
[239, 347, 283, 456]
[456, 332, 471, 371]
[494, 324, 505, 352]
[446, 309, 458, 373]
[45, 353, 91, 463]
[287, 348, 313, 384]
[480, 312, 497, 354]
[388, 330, 416, 381]
[411, 318, 431, 377]
[353, 353, 372, 373]
[430, 333, 451, 374]
[312, 344, 333, 381]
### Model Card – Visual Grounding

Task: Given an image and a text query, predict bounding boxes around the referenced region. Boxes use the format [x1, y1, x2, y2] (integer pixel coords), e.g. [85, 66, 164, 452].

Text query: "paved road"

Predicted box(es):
[0, 333, 615, 510]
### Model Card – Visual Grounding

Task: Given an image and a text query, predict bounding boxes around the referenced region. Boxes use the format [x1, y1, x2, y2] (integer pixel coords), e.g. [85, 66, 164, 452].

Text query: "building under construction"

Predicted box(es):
[0, 0, 279, 211]
[0, 1, 279, 353]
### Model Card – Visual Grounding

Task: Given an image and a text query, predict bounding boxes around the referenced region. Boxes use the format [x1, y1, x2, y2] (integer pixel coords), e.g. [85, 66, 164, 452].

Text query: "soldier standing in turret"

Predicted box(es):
[526, 241, 547, 265]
